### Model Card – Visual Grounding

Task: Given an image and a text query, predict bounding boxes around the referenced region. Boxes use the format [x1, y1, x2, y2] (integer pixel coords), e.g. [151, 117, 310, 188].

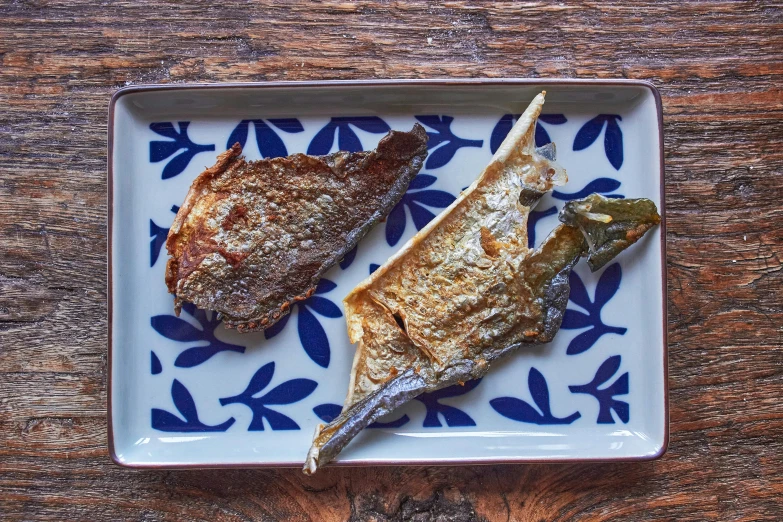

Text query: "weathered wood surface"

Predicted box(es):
[1, 1, 781, 520]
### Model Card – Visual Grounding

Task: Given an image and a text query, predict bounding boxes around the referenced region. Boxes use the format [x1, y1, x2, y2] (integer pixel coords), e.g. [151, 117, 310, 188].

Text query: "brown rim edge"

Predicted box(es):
[107, 78, 668, 469]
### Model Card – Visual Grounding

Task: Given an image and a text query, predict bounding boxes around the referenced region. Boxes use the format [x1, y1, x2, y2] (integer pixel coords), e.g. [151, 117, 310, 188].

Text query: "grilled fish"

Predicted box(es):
[304, 92, 660, 474]
[165, 124, 428, 332]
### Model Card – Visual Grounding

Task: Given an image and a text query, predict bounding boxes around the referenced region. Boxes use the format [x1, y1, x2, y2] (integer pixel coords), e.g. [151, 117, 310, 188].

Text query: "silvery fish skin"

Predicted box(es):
[165, 124, 428, 332]
[303, 93, 660, 474]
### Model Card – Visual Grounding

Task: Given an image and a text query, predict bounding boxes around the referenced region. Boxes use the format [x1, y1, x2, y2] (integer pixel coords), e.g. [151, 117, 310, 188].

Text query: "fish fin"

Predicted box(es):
[559, 194, 661, 271]
[304, 368, 429, 475]
[344, 295, 428, 409]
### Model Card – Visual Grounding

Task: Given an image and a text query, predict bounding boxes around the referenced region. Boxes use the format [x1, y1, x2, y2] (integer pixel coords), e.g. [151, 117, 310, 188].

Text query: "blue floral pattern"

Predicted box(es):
[490, 368, 581, 425]
[226, 118, 304, 158]
[415, 115, 483, 169]
[339, 246, 358, 270]
[552, 178, 624, 201]
[149, 122, 215, 179]
[152, 379, 235, 432]
[149, 205, 179, 267]
[150, 351, 162, 375]
[151, 301, 245, 368]
[307, 116, 390, 155]
[416, 379, 481, 427]
[219, 362, 317, 431]
[569, 355, 629, 424]
[490, 113, 567, 154]
[561, 263, 627, 355]
[573, 115, 624, 170]
[263, 279, 342, 369]
[385, 174, 456, 246]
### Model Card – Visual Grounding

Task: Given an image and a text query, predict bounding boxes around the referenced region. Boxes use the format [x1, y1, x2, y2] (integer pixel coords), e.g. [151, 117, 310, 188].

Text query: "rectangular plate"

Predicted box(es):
[109, 79, 667, 468]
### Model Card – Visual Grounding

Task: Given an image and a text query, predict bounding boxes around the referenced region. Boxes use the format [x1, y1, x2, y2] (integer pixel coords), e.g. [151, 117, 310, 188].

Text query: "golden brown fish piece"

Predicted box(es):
[304, 92, 660, 474]
[165, 124, 428, 332]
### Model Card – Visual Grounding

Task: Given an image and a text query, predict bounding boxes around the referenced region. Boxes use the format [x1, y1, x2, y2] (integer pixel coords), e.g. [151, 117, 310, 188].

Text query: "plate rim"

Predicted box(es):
[107, 78, 668, 469]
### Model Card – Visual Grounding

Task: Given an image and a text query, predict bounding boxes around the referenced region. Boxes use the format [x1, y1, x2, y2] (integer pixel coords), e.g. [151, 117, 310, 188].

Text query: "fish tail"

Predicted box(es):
[304, 368, 429, 475]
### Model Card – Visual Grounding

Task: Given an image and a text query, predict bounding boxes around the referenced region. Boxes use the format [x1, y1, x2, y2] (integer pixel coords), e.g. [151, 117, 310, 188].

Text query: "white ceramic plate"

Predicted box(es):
[109, 79, 667, 468]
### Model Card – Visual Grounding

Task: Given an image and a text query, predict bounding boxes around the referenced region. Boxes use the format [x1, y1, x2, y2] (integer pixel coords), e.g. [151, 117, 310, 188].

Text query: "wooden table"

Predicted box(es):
[2, 1, 781, 520]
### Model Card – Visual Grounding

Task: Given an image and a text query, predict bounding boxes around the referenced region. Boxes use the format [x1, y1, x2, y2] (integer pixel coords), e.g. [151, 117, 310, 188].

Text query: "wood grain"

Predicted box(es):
[1, 1, 781, 520]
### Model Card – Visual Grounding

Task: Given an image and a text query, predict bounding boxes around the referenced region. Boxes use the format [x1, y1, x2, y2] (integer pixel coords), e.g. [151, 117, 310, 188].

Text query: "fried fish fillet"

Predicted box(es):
[165, 124, 428, 332]
[304, 92, 660, 473]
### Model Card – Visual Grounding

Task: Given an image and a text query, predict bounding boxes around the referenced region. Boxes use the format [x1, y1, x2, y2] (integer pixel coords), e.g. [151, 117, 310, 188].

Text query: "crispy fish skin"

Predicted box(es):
[304, 93, 660, 474]
[165, 124, 428, 332]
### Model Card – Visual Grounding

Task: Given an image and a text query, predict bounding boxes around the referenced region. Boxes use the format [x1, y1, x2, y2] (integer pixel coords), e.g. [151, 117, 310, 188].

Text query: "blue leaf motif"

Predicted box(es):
[149, 122, 215, 179]
[385, 199, 407, 247]
[307, 116, 390, 155]
[260, 409, 301, 431]
[219, 363, 317, 431]
[527, 206, 557, 248]
[298, 306, 331, 368]
[369, 263, 380, 274]
[226, 120, 250, 149]
[490, 114, 567, 153]
[262, 312, 290, 340]
[412, 189, 455, 208]
[150, 315, 203, 342]
[149, 220, 169, 267]
[307, 122, 339, 155]
[604, 117, 624, 170]
[313, 404, 342, 422]
[346, 117, 391, 133]
[535, 122, 552, 149]
[254, 120, 288, 158]
[490, 114, 515, 154]
[149, 207, 180, 267]
[152, 379, 235, 432]
[306, 296, 343, 318]
[552, 178, 624, 201]
[339, 245, 358, 270]
[539, 114, 568, 125]
[226, 118, 304, 158]
[594, 263, 623, 307]
[489, 368, 580, 425]
[242, 362, 276, 397]
[151, 306, 245, 368]
[338, 124, 363, 152]
[268, 118, 305, 133]
[562, 309, 591, 329]
[150, 351, 162, 375]
[407, 202, 438, 231]
[408, 174, 438, 190]
[573, 116, 606, 151]
[573, 115, 624, 170]
[315, 278, 337, 294]
[561, 263, 627, 355]
[569, 355, 629, 423]
[262, 278, 340, 368]
[385, 174, 456, 246]
[313, 403, 411, 429]
[260, 379, 318, 405]
[415, 115, 483, 169]
[413, 379, 481, 428]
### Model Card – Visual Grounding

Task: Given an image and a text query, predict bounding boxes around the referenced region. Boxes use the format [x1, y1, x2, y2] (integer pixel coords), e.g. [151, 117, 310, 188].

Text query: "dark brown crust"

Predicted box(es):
[165, 124, 428, 332]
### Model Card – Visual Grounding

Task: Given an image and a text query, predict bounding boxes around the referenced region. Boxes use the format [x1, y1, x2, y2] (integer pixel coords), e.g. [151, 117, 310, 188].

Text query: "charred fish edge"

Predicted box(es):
[165, 124, 429, 333]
